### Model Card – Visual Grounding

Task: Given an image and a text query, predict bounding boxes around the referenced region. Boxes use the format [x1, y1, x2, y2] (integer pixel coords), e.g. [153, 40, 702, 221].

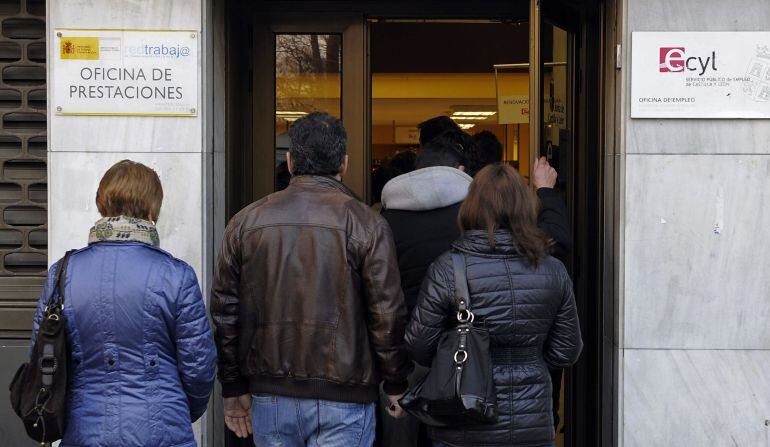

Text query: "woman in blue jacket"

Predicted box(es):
[30, 160, 217, 447]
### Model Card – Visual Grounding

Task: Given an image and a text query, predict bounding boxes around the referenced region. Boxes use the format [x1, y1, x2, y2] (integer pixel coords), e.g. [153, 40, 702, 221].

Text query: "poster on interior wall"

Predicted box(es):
[52, 29, 198, 116]
[497, 95, 529, 124]
[394, 127, 420, 145]
[632, 32, 770, 118]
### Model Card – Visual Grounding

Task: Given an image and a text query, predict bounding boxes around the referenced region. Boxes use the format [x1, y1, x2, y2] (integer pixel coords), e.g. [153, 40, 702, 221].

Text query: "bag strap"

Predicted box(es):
[451, 251, 473, 368]
[47, 250, 74, 312]
[451, 251, 472, 321]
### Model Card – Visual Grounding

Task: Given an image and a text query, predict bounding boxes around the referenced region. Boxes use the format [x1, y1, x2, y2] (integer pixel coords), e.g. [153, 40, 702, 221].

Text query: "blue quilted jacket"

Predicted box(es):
[31, 241, 217, 447]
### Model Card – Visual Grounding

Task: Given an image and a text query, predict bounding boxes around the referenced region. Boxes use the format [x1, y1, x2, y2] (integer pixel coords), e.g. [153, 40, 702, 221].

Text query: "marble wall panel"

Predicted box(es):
[50, 0, 202, 29]
[625, 0, 770, 155]
[50, 119, 203, 153]
[49, 0, 203, 153]
[48, 152, 205, 280]
[626, 120, 770, 155]
[47, 1, 210, 445]
[623, 349, 770, 446]
[627, 0, 770, 32]
[624, 154, 770, 349]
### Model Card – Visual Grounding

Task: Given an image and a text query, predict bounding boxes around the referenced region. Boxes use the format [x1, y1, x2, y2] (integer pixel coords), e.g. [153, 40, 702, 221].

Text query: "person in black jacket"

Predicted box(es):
[379, 127, 571, 446]
[474, 131, 571, 432]
[405, 163, 583, 447]
[378, 132, 471, 447]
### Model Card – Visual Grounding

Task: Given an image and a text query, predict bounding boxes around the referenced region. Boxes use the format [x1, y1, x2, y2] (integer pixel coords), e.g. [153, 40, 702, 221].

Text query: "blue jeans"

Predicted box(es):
[251, 394, 376, 447]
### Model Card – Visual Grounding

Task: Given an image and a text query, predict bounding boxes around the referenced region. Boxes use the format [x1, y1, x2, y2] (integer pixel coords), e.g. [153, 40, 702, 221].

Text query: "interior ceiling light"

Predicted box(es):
[450, 111, 497, 122]
[451, 111, 497, 117]
[457, 123, 476, 130]
[276, 111, 308, 122]
[450, 116, 488, 121]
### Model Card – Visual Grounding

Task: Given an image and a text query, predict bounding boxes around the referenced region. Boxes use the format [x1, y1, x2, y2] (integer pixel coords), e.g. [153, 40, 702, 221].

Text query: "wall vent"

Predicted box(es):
[0, 0, 48, 338]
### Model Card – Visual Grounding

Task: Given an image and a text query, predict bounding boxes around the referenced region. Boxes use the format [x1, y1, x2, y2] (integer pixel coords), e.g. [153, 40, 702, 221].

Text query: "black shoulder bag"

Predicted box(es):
[9, 250, 74, 443]
[399, 251, 497, 427]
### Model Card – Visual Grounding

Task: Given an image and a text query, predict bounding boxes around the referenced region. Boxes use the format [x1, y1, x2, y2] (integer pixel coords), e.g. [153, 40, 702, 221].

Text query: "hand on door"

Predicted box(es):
[533, 156, 558, 189]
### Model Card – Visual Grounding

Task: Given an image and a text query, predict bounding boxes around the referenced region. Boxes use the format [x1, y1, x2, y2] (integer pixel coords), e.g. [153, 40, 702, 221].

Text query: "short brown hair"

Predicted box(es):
[458, 163, 550, 265]
[96, 160, 163, 221]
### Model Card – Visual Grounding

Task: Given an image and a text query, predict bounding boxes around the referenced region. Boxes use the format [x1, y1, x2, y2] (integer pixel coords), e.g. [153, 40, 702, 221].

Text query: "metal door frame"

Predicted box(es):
[245, 8, 367, 201]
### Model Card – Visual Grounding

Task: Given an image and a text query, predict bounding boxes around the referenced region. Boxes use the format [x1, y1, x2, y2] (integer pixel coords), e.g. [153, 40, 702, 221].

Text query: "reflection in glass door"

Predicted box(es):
[539, 15, 575, 447]
[541, 23, 571, 197]
[247, 13, 364, 202]
[275, 34, 342, 190]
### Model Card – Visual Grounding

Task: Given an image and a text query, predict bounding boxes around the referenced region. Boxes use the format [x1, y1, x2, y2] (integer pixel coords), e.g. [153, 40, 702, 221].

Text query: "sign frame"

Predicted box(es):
[52, 28, 200, 118]
[631, 31, 770, 119]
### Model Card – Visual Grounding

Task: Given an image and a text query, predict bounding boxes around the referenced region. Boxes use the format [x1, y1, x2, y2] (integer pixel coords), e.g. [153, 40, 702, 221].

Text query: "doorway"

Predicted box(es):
[368, 20, 531, 205]
[368, 17, 575, 447]
[223, 1, 606, 446]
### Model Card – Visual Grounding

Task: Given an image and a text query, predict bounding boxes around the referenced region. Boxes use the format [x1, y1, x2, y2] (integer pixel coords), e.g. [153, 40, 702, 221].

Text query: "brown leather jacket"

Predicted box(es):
[211, 176, 412, 403]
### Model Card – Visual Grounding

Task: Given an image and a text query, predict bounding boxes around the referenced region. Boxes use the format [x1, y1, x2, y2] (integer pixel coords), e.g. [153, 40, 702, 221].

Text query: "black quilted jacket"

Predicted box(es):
[405, 230, 583, 447]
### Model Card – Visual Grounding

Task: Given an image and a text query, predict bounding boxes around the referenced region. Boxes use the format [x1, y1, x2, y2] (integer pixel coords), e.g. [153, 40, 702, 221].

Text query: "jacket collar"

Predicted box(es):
[289, 175, 362, 201]
[452, 230, 521, 257]
[380, 166, 471, 211]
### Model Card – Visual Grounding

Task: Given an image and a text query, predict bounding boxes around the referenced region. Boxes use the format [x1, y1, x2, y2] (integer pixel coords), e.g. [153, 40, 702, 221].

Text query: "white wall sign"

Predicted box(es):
[497, 95, 529, 124]
[632, 32, 770, 119]
[53, 29, 198, 116]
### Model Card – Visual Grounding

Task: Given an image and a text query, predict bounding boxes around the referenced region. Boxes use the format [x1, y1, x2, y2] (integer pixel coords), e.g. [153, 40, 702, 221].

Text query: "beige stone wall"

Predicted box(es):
[47, 0, 213, 444]
[620, 0, 770, 445]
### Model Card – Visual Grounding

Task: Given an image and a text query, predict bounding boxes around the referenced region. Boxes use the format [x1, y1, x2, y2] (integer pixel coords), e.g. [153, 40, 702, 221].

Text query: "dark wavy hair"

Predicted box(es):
[415, 130, 467, 169]
[472, 130, 504, 167]
[288, 112, 347, 176]
[458, 163, 550, 265]
[417, 115, 460, 147]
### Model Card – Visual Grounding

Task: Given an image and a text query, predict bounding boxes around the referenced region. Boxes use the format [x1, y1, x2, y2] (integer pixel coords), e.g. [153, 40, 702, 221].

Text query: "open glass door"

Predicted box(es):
[537, 1, 599, 447]
[540, 3, 576, 270]
[530, 1, 576, 202]
[543, 21, 575, 447]
[249, 11, 367, 202]
[529, 1, 579, 446]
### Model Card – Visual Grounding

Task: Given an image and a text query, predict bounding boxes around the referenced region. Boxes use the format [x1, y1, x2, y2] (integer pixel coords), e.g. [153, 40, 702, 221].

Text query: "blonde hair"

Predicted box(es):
[95, 160, 163, 221]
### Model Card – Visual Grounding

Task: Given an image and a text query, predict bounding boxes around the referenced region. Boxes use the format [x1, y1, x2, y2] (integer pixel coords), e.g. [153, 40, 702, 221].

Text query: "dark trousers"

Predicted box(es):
[376, 399, 428, 447]
[375, 364, 431, 447]
[434, 443, 555, 447]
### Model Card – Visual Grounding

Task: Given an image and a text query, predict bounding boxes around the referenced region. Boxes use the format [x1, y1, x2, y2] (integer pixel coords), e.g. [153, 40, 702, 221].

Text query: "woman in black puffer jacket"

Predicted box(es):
[405, 163, 583, 447]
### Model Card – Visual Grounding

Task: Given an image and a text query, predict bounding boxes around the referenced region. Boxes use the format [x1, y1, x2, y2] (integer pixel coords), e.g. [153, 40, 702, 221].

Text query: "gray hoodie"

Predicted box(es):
[380, 166, 472, 211]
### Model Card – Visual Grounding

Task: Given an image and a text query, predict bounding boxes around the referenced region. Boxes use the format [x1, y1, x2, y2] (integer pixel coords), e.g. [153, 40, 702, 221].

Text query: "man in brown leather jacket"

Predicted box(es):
[211, 112, 412, 446]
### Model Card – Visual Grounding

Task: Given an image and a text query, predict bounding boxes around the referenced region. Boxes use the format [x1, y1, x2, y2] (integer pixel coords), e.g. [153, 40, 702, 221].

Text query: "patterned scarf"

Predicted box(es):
[88, 216, 160, 247]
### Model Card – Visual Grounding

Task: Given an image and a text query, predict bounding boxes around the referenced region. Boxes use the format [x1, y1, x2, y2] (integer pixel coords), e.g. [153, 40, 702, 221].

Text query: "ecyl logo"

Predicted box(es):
[659, 47, 717, 75]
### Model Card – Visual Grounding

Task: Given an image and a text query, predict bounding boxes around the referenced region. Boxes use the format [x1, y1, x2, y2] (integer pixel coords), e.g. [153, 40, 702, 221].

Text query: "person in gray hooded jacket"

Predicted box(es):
[378, 132, 469, 447]
[381, 130, 570, 314]
[381, 132, 472, 314]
